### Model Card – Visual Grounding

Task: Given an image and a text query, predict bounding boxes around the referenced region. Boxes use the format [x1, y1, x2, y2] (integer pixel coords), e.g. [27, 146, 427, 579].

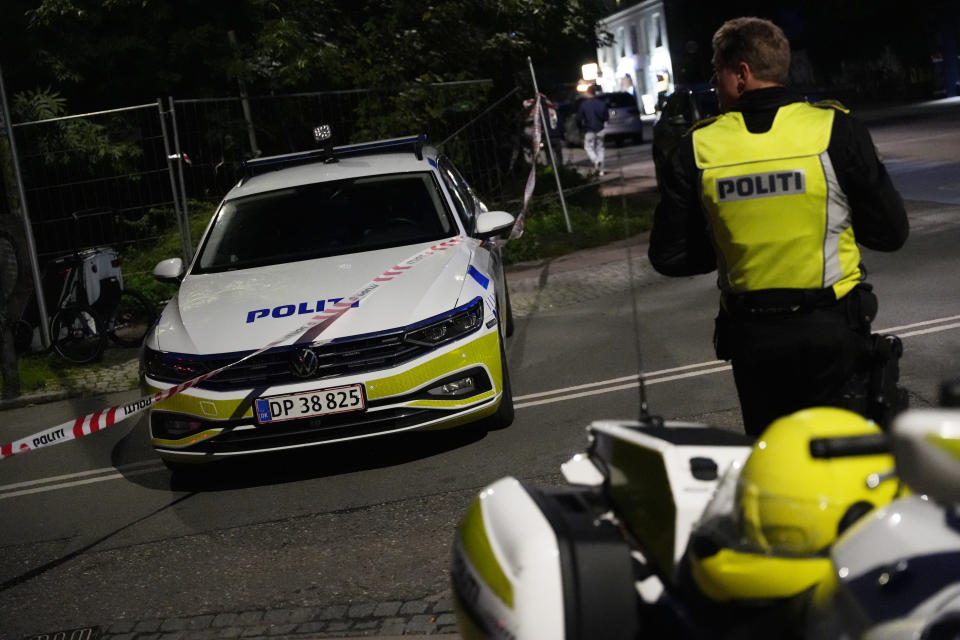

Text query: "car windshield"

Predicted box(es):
[194, 172, 454, 273]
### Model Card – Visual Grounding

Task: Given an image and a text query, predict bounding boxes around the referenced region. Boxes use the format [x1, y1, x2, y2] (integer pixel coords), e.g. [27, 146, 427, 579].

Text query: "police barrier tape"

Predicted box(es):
[0, 236, 467, 461]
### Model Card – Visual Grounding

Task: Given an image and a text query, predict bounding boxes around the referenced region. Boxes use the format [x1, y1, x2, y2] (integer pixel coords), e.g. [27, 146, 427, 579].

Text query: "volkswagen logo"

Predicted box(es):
[290, 348, 319, 378]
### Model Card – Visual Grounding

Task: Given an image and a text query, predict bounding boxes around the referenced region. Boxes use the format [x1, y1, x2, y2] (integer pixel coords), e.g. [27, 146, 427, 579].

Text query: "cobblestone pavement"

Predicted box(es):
[507, 235, 660, 318]
[93, 593, 459, 640]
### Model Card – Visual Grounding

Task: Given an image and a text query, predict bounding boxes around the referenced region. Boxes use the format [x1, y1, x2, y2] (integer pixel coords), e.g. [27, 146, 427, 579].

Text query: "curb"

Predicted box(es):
[0, 388, 75, 410]
[0, 374, 139, 411]
[0, 347, 142, 411]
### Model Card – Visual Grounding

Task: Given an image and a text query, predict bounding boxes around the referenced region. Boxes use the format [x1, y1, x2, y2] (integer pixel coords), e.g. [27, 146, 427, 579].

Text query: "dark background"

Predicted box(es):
[657, 0, 960, 102]
[3, 0, 959, 113]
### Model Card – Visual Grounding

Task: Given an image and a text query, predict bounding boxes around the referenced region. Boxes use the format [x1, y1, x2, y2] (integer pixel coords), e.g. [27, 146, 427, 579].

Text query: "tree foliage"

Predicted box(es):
[3, 0, 607, 111]
[12, 88, 142, 174]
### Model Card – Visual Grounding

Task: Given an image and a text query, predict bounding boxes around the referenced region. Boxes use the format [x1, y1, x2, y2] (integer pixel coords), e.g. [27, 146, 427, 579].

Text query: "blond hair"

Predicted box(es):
[712, 17, 791, 84]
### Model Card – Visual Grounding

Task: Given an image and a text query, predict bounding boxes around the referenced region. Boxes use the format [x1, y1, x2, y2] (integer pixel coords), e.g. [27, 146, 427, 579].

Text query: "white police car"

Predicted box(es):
[142, 135, 515, 466]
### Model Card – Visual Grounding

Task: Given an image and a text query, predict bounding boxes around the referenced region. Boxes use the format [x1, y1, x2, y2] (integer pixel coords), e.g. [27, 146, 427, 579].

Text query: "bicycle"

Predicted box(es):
[22, 246, 153, 364]
[11, 212, 156, 364]
[58, 247, 157, 361]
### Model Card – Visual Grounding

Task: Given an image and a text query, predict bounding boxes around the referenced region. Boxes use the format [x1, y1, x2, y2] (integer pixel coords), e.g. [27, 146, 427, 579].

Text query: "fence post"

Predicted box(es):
[228, 30, 261, 158]
[527, 57, 572, 233]
[168, 96, 192, 259]
[157, 99, 192, 263]
[0, 65, 51, 347]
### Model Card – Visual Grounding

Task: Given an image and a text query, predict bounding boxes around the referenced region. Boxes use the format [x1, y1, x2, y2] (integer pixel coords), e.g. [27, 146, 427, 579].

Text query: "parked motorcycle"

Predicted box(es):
[810, 399, 960, 640]
[451, 388, 960, 639]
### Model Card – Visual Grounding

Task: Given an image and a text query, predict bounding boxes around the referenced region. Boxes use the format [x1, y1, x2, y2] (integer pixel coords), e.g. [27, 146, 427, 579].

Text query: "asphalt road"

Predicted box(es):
[1, 100, 959, 640]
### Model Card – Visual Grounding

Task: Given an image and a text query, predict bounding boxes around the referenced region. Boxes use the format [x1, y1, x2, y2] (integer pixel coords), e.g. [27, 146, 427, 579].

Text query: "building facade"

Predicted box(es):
[595, 0, 673, 114]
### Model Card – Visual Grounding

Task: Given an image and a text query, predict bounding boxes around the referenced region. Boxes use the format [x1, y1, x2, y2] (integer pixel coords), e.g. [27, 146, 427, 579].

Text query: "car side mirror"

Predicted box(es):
[153, 257, 184, 284]
[473, 210, 515, 239]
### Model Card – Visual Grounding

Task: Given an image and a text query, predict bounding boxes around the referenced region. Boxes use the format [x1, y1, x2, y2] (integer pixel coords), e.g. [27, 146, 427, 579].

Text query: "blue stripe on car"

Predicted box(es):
[467, 265, 490, 289]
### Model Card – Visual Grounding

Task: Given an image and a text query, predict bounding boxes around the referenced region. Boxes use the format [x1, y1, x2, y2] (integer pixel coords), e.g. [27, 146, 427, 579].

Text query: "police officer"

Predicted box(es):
[648, 17, 909, 437]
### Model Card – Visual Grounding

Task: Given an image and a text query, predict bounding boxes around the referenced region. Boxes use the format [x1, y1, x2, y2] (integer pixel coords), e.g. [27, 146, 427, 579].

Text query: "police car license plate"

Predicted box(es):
[255, 384, 365, 424]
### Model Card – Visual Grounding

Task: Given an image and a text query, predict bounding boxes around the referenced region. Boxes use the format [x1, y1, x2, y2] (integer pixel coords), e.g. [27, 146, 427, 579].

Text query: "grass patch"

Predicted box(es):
[501, 163, 657, 265]
[2, 352, 75, 395]
[15, 353, 62, 392]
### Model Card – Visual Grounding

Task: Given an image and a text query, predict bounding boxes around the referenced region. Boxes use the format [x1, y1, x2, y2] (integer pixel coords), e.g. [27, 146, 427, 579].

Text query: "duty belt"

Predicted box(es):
[722, 287, 838, 315]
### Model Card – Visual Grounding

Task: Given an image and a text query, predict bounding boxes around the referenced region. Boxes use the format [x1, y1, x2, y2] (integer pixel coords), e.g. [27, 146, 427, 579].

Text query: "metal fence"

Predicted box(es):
[170, 80, 513, 210]
[10, 80, 525, 282]
[11, 102, 187, 264]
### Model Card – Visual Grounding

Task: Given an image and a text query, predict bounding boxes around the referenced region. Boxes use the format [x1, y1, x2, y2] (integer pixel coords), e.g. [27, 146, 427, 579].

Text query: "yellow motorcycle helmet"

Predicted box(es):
[690, 407, 899, 603]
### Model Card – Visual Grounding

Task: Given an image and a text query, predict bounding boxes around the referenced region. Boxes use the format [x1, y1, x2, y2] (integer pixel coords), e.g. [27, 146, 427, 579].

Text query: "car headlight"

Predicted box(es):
[141, 347, 208, 383]
[404, 298, 483, 347]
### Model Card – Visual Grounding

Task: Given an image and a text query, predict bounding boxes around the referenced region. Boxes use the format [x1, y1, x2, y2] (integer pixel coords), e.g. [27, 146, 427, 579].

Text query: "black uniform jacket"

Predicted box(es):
[648, 86, 909, 277]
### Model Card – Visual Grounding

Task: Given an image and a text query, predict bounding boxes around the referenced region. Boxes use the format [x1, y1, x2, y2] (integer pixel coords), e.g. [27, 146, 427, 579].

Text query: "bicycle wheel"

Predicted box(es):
[50, 305, 106, 364]
[107, 289, 155, 347]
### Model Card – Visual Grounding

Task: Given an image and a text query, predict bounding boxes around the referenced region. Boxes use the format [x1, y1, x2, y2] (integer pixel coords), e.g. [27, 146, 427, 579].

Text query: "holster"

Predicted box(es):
[844, 282, 878, 332]
[713, 309, 733, 361]
[843, 333, 908, 429]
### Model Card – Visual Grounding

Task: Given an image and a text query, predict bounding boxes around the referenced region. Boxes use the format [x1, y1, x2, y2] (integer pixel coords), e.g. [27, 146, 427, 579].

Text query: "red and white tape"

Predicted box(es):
[1, 236, 466, 461]
[510, 93, 546, 241]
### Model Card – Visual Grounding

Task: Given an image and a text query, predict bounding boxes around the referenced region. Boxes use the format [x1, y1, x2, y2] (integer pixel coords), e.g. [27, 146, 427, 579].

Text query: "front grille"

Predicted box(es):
[196, 330, 427, 391]
[179, 407, 437, 453]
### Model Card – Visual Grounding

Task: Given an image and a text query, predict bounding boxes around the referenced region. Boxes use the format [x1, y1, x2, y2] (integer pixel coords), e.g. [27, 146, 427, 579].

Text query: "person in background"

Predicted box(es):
[578, 84, 608, 175]
[648, 16, 908, 437]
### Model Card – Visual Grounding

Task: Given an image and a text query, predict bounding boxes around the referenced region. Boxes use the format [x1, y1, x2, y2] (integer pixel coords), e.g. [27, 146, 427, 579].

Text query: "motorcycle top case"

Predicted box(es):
[452, 476, 638, 640]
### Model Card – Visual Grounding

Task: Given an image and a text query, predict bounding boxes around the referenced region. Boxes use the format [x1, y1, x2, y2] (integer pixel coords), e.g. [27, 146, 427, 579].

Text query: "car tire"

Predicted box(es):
[486, 342, 514, 430]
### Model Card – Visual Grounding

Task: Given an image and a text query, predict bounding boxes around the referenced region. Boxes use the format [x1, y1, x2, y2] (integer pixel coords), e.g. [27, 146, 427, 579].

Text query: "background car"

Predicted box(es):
[561, 91, 645, 148]
[652, 85, 720, 183]
[142, 136, 517, 470]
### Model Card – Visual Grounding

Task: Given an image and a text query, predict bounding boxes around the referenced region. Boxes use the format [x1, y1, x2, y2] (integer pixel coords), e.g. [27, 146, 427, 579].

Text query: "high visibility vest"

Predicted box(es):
[693, 102, 861, 299]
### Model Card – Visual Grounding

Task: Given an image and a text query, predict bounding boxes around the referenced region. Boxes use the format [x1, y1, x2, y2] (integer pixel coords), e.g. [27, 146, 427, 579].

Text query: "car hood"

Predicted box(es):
[152, 241, 474, 355]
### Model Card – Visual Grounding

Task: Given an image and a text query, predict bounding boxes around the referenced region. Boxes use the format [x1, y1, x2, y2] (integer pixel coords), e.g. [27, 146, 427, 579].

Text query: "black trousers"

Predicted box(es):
[717, 296, 875, 438]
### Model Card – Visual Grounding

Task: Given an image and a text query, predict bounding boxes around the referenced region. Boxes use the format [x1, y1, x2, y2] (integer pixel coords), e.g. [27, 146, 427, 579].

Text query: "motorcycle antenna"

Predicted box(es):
[619, 149, 661, 426]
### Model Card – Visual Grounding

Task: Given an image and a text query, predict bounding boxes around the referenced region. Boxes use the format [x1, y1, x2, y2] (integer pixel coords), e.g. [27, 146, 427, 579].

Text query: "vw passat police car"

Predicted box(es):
[142, 135, 515, 467]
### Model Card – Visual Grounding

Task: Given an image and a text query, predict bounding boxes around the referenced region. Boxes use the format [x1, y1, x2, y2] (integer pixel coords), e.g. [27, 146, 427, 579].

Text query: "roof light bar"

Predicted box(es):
[241, 133, 427, 177]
